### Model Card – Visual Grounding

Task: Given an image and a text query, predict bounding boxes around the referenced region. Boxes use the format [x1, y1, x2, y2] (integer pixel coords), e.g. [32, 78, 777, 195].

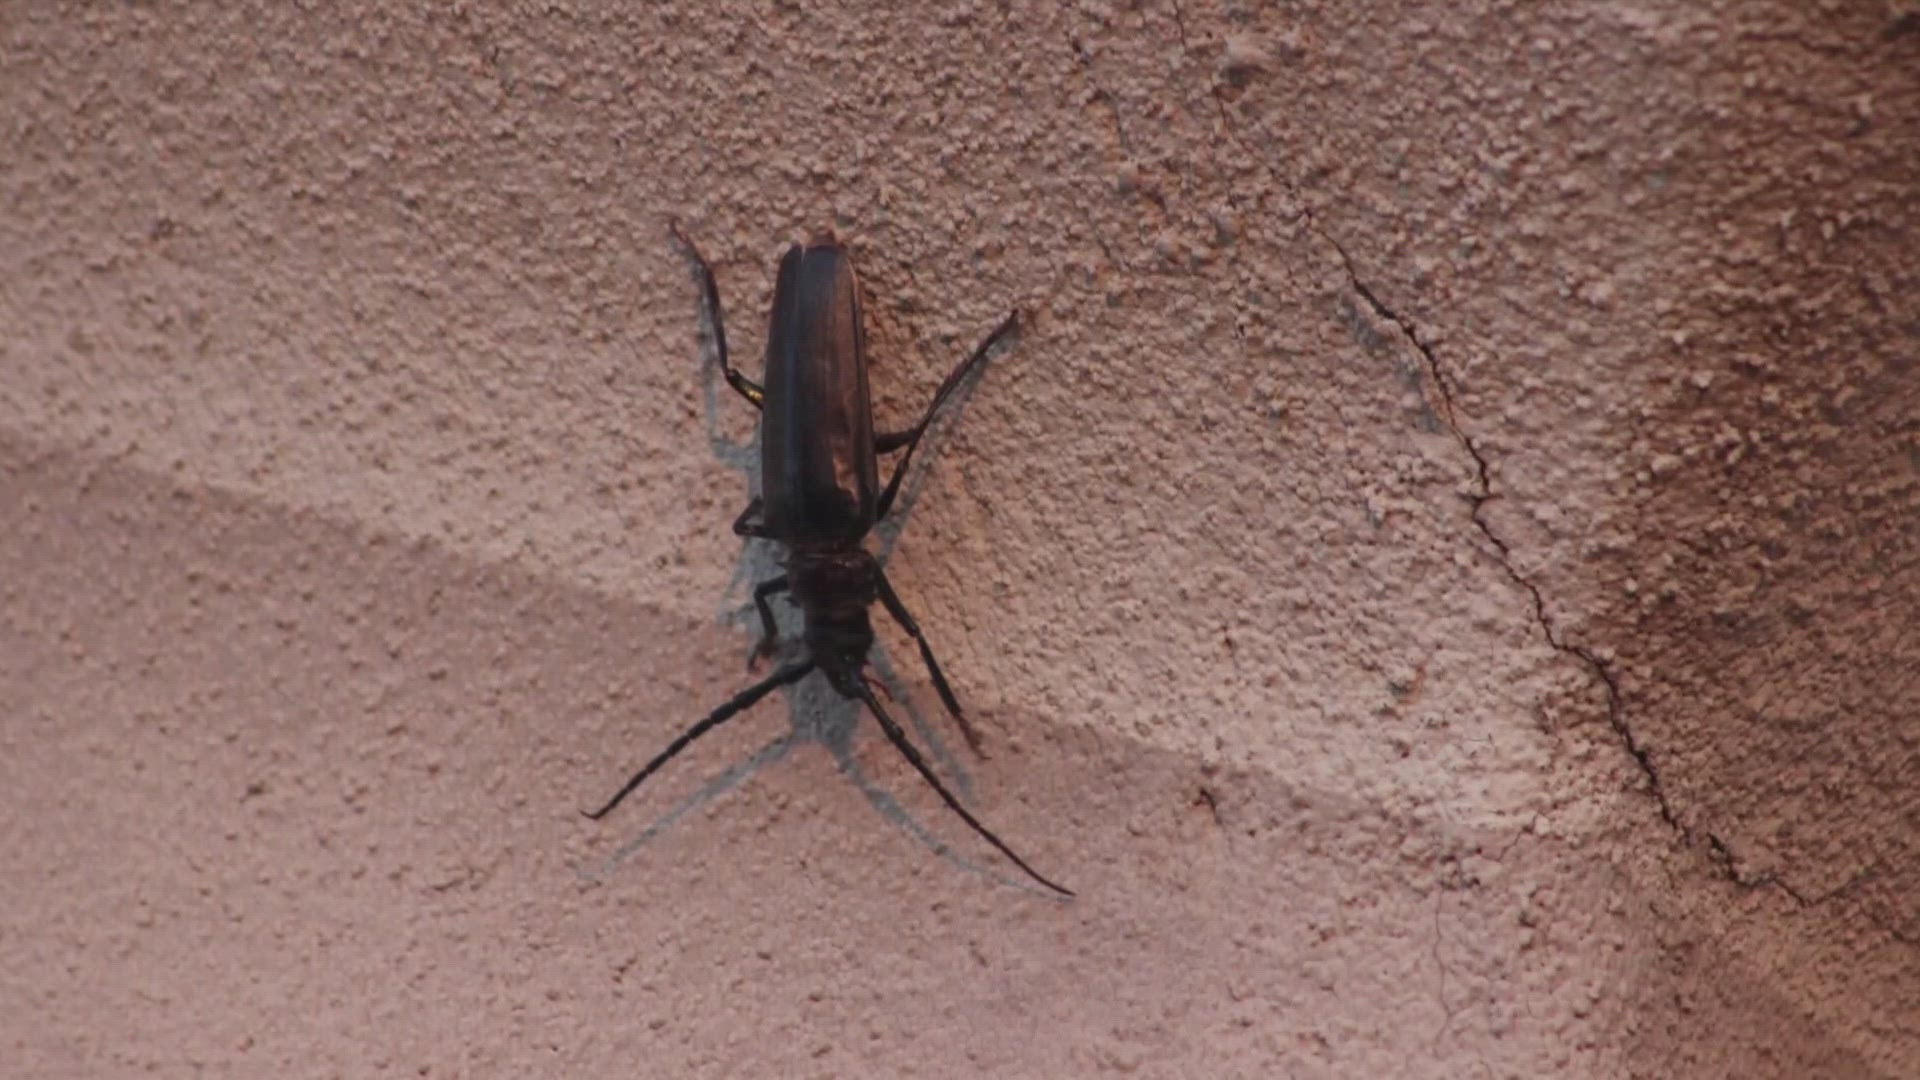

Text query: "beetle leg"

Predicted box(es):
[670, 220, 764, 409]
[583, 660, 816, 821]
[747, 575, 789, 670]
[875, 309, 1019, 517]
[855, 685, 1072, 897]
[731, 496, 771, 537]
[875, 568, 983, 755]
[873, 429, 915, 454]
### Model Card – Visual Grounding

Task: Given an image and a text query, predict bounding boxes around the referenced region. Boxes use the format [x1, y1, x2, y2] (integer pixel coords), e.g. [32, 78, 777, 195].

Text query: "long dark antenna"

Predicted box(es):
[857, 686, 1073, 897]
[584, 661, 815, 820]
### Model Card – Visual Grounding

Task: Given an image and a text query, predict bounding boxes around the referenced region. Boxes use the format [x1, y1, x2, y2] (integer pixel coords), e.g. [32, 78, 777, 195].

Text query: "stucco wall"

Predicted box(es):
[3, 2, 1914, 1076]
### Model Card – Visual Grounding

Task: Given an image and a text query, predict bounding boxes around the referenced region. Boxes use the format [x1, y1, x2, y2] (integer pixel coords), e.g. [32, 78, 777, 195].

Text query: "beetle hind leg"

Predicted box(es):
[670, 220, 764, 410]
[874, 309, 1019, 517]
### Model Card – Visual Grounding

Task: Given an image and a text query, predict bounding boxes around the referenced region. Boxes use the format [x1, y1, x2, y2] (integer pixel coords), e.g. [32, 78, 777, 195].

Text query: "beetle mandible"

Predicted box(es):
[585, 224, 1070, 897]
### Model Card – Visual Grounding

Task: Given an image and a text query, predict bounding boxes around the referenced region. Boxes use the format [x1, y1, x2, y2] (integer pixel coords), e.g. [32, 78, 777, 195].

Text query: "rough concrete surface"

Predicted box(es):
[3, 1, 1914, 1076]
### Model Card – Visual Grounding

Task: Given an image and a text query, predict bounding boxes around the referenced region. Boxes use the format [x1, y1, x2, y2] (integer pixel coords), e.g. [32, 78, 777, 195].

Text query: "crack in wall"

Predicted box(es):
[1163, 0, 1826, 911]
[1341, 271, 1676, 826]
[1329, 191, 1829, 912]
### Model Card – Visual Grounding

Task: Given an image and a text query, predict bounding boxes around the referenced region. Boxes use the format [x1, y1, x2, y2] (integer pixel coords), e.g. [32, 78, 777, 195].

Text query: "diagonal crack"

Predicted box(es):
[1167, 0, 1819, 908]
[1333, 187, 1814, 905]
[1341, 257, 1686, 832]
[1312, 160, 1820, 910]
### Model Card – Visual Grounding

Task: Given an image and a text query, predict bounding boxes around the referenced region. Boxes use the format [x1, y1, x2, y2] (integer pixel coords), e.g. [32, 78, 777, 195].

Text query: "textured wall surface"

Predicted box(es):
[3, 1, 1915, 1076]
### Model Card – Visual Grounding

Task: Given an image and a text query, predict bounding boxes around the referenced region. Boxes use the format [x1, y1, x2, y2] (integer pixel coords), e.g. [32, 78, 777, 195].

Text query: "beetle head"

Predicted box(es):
[806, 610, 875, 697]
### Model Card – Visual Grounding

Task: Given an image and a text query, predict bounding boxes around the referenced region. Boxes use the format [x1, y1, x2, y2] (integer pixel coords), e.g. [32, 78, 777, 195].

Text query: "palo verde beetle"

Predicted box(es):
[586, 224, 1070, 896]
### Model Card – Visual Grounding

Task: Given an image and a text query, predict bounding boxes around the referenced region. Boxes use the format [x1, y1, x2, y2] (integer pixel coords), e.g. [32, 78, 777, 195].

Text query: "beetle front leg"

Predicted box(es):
[670, 220, 764, 410]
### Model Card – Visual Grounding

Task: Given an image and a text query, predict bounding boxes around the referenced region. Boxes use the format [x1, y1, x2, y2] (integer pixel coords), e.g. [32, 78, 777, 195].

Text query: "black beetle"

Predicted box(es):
[586, 224, 1070, 896]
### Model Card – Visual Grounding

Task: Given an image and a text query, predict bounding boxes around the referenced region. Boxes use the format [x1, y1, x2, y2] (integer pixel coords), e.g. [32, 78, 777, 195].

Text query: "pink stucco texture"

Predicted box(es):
[4, 2, 1915, 1076]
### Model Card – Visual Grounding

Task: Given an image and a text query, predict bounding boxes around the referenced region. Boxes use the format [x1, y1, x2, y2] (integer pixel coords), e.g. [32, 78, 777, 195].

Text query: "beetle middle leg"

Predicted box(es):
[875, 309, 1019, 518]
[670, 220, 764, 410]
[875, 567, 983, 754]
[731, 496, 770, 538]
[746, 575, 789, 670]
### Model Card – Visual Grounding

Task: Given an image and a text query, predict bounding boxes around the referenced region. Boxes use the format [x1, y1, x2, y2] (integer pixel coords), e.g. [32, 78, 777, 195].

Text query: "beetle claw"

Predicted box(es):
[746, 637, 779, 672]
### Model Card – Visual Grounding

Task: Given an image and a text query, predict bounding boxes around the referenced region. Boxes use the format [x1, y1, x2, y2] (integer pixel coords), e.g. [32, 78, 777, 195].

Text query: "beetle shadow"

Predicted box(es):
[592, 241, 1028, 890]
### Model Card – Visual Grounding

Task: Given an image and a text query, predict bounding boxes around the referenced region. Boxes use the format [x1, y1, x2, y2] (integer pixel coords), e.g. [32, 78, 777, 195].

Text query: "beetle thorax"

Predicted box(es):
[786, 546, 878, 689]
[786, 546, 878, 617]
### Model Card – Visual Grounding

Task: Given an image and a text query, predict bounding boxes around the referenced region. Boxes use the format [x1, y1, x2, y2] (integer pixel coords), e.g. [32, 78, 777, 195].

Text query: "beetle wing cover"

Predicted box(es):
[760, 243, 878, 542]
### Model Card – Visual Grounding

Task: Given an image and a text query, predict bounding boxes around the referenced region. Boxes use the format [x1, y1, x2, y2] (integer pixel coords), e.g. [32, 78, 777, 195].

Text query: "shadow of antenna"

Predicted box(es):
[588, 647, 999, 882]
[584, 730, 800, 881]
[588, 668, 1053, 896]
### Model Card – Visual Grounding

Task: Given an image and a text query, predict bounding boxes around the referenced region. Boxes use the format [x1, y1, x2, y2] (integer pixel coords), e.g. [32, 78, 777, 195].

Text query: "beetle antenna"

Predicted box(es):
[584, 661, 815, 821]
[856, 686, 1073, 897]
